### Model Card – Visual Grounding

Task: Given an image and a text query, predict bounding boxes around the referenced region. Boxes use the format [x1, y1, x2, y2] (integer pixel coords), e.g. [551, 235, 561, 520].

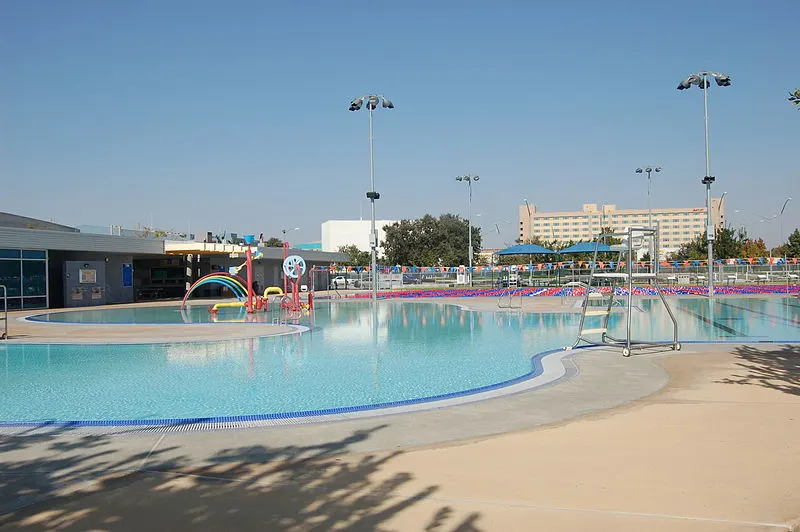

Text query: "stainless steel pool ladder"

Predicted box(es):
[1, 285, 7, 340]
[566, 227, 680, 357]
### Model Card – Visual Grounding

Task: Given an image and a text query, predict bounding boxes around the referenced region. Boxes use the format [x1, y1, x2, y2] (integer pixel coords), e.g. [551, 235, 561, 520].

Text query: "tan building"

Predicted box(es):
[518, 200, 725, 254]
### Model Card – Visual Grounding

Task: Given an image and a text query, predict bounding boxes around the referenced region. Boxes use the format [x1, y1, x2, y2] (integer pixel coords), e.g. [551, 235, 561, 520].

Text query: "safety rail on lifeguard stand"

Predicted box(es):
[567, 226, 680, 357]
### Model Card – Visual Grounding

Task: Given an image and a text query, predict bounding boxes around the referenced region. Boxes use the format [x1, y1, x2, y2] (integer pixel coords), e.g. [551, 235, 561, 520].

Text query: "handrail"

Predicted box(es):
[0, 285, 7, 340]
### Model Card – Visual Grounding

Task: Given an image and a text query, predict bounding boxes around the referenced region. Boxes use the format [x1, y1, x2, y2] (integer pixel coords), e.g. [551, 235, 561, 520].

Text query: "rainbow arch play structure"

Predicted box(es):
[181, 272, 249, 309]
[180, 234, 314, 316]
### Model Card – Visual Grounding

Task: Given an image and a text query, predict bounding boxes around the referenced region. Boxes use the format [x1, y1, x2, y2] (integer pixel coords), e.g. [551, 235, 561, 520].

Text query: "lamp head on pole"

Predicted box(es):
[635, 168, 643, 174]
[677, 71, 731, 90]
[350, 94, 394, 112]
[348, 97, 363, 111]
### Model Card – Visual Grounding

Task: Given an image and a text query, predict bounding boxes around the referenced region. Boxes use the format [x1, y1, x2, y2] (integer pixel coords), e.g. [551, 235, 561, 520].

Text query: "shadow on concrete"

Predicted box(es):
[0, 423, 481, 531]
[718, 344, 800, 396]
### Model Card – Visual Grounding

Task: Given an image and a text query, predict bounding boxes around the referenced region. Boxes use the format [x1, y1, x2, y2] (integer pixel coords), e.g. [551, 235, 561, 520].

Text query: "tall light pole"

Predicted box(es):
[634, 166, 662, 229]
[678, 70, 732, 297]
[281, 227, 300, 294]
[349, 94, 394, 302]
[718, 191, 728, 227]
[456, 174, 479, 287]
[779, 197, 792, 251]
[281, 226, 300, 243]
[523, 198, 533, 243]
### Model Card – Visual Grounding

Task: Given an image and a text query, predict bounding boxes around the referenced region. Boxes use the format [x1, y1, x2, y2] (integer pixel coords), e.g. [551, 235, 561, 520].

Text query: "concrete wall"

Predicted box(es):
[321, 219, 397, 252]
[52, 252, 135, 307]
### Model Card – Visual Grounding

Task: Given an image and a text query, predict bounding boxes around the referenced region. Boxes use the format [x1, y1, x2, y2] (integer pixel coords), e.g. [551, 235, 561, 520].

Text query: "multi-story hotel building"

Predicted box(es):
[518, 200, 725, 255]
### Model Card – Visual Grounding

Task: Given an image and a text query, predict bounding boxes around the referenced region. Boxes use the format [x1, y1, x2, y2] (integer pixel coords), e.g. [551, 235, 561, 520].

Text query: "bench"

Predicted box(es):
[725, 274, 737, 285]
[755, 274, 769, 284]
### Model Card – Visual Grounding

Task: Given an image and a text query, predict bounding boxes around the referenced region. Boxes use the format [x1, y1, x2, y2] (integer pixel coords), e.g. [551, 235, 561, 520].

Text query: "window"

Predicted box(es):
[0, 249, 48, 309]
[0, 260, 21, 296]
[22, 260, 47, 296]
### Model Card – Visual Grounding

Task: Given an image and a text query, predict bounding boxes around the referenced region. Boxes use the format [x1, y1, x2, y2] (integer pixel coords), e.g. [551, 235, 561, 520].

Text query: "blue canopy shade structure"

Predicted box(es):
[495, 243, 556, 255]
[557, 242, 614, 254]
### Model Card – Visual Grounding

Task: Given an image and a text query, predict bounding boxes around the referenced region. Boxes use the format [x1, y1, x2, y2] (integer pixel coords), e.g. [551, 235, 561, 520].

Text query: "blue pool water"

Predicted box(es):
[3, 297, 800, 425]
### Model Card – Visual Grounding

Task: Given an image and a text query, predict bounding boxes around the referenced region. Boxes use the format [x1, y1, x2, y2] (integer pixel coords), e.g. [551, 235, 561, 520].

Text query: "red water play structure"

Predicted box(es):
[180, 234, 313, 316]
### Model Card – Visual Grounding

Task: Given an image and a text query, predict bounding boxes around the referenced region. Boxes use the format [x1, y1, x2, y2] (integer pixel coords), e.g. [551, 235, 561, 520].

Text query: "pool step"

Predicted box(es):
[583, 310, 609, 316]
[581, 327, 608, 335]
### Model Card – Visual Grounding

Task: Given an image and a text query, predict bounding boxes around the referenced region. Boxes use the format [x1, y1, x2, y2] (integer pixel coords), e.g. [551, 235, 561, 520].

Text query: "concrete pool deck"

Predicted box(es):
[0, 297, 798, 530]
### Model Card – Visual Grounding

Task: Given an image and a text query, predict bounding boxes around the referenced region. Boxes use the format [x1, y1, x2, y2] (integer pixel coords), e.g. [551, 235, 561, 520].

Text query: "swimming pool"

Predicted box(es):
[3, 297, 799, 426]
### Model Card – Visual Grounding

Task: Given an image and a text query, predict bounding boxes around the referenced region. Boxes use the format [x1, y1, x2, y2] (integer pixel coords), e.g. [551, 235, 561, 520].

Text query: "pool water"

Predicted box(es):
[2, 297, 799, 425]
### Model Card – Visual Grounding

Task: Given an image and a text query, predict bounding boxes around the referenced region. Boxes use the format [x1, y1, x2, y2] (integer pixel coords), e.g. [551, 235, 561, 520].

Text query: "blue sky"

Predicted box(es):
[1, 0, 797, 248]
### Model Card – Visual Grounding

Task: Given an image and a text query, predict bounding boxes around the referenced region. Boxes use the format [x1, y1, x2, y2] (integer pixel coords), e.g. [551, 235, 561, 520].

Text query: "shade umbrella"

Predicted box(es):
[494, 244, 557, 287]
[495, 243, 556, 256]
[557, 242, 613, 254]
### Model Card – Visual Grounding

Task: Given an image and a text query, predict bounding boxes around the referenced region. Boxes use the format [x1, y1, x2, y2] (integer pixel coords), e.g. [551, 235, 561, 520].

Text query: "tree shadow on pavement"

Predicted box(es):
[0, 423, 482, 531]
[718, 344, 800, 396]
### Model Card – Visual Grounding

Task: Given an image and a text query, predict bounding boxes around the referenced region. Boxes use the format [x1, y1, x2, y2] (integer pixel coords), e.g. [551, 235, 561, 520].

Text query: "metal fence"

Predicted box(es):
[323, 262, 800, 291]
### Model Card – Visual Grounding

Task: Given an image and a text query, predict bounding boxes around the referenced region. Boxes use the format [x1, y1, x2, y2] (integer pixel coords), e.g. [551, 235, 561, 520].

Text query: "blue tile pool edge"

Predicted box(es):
[5, 340, 797, 430]
[0, 344, 590, 429]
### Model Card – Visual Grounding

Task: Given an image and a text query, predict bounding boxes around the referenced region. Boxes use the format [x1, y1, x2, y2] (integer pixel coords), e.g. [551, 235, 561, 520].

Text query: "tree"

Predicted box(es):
[667, 226, 745, 261]
[790, 89, 800, 109]
[264, 237, 284, 247]
[741, 238, 768, 258]
[780, 228, 800, 258]
[337, 244, 371, 266]
[598, 227, 622, 246]
[381, 214, 482, 266]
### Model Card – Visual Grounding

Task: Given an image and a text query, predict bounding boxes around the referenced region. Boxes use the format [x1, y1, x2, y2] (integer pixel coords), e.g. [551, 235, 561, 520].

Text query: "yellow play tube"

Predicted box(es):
[210, 301, 246, 311]
[263, 287, 284, 296]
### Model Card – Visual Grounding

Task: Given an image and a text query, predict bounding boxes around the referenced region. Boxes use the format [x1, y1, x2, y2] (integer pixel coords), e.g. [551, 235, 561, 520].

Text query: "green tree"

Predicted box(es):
[790, 89, 800, 109]
[779, 228, 800, 258]
[337, 244, 371, 266]
[381, 214, 482, 266]
[264, 237, 284, 247]
[667, 227, 745, 261]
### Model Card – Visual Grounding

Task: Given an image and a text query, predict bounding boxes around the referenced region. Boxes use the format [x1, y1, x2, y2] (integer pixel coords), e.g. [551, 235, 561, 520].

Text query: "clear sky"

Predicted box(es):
[1, 0, 797, 248]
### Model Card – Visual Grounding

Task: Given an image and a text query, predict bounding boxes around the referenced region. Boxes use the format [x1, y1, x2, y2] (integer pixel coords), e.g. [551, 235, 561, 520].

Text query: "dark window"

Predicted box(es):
[22, 250, 47, 259]
[0, 249, 21, 259]
[23, 296, 47, 309]
[0, 260, 21, 296]
[4, 297, 22, 310]
[22, 260, 47, 296]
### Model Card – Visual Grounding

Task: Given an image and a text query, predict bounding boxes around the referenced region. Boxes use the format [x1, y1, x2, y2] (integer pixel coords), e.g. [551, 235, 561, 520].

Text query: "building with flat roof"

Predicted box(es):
[518, 200, 725, 255]
[321, 219, 398, 253]
[0, 212, 347, 310]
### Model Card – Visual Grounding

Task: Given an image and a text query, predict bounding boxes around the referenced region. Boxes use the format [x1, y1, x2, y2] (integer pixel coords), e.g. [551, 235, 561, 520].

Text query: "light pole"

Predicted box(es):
[634, 167, 662, 229]
[349, 94, 394, 302]
[779, 197, 792, 250]
[281, 226, 300, 244]
[523, 198, 533, 243]
[281, 227, 299, 294]
[456, 174, 479, 287]
[718, 191, 728, 227]
[779, 197, 792, 291]
[678, 70, 732, 297]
